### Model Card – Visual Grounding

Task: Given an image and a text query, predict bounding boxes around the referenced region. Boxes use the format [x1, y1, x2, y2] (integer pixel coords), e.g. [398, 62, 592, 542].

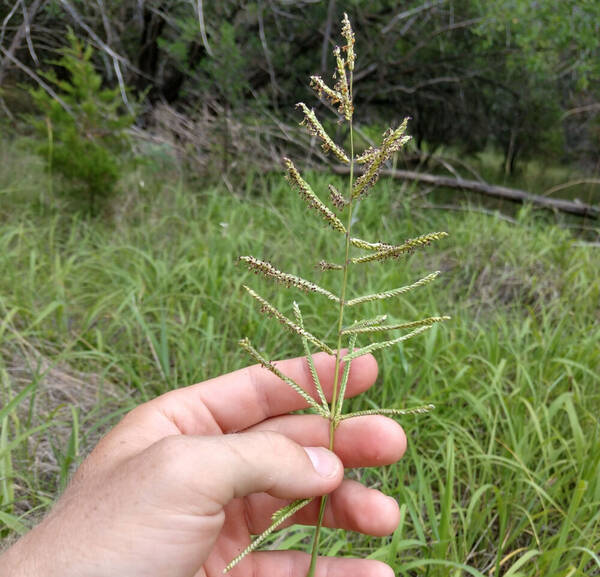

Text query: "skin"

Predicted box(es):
[0, 352, 406, 577]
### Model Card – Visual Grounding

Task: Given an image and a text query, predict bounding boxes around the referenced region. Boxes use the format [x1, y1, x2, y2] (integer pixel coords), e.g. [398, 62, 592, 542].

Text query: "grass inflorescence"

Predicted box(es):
[233, 15, 453, 575]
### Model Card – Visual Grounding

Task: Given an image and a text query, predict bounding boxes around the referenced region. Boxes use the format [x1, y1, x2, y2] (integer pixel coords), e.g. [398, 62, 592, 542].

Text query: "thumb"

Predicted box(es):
[148, 431, 344, 506]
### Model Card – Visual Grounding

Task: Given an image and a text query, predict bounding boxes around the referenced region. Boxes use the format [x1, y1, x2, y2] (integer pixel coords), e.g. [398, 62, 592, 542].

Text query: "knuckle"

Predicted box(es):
[146, 435, 189, 478]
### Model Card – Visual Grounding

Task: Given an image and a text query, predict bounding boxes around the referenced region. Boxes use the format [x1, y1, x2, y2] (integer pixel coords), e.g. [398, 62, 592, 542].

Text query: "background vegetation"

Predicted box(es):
[0, 1, 599, 576]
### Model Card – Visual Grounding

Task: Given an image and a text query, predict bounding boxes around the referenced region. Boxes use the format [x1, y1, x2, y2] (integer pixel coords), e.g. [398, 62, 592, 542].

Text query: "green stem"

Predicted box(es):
[307, 74, 355, 577]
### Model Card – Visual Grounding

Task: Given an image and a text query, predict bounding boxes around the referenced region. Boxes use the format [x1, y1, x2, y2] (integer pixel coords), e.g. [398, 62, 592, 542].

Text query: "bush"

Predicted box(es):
[27, 30, 134, 215]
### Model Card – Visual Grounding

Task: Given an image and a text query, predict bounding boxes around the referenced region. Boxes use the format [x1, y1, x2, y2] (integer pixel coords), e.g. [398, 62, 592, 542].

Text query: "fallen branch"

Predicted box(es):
[331, 166, 599, 219]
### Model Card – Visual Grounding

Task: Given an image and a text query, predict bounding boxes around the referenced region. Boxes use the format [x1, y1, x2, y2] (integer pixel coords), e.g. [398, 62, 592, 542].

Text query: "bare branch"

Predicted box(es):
[58, 0, 134, 111]
[331, 166, 600, 219]
[320, 0, 336, 73]
[382, 0, 447, 34]
[0, 0, 44, 86]
[21, 0, 39, 66]
[0, 43, 73, 117]
[194, 0, 213, 56]
[258, 0, 278, 102]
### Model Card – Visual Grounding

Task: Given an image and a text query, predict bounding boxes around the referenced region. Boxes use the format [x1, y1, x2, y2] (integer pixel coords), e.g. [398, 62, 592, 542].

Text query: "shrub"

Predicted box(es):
[27, 30, 134, 215]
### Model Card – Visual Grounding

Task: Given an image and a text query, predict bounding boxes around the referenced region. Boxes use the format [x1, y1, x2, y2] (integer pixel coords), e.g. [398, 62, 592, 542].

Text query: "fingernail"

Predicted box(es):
[304, 447, 340, 478]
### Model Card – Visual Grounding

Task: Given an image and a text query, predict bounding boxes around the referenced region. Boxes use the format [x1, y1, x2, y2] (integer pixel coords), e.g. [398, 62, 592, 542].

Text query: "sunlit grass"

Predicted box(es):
[1, 144, 599, 574]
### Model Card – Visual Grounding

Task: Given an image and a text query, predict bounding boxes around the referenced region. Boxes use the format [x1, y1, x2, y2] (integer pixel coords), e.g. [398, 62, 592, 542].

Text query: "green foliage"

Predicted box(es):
[0, 138, 599, 573]
[27, 30, 134, 214]
[5, 1, 600, 170]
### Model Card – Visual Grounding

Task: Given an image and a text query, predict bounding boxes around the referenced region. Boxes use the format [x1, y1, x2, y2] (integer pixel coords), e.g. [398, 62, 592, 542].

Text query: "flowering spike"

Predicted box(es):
[239, 256, 339, 301]
[350, 237, 394, 251]
[329, 184, 348, 210]
[296, 103, 350, 163]
[239, 338, 327, 415]
[224, 497, 313, 573]
[333, 46, 353, 120]
[341, 13, 355, 71]
[243, 286, 335, 355]
[346, 271, 441, 307]
[318, 260, 343, 271]
[343, 315, 388, 332]
[335, 332, 357, 419]
[343, 325, 435, 361]
[342, 315, 451, 335]
[352, 118, 411, 199]
[340, 404, 435, 420]
[355, 147, 378, 165]
[351, 232, 449, 264]
[293, 302, 328, 410]
[284, 158, 346, 232]
[310, 76, 343, 110]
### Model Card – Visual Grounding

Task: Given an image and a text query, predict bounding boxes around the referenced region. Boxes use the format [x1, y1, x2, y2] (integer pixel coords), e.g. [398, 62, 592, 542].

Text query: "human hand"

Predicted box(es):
[0, 352, 406, 577]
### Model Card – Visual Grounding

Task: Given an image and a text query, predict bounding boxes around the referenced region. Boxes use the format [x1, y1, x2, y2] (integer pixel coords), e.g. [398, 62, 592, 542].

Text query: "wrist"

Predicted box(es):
[0, 534, 38, 577]
[0, 524, 62, 577]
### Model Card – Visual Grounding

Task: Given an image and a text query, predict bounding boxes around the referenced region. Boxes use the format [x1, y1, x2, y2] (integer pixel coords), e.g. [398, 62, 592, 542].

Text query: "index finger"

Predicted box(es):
[158, 351, 378, 434]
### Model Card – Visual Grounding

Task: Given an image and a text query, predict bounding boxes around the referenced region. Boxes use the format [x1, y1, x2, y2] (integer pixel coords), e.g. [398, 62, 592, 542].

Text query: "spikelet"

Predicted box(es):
[350, 237, 394, 251]
[334, 332, 357, 419]
[310, 76, 343, 111]
[293, 302, 328, 410]
[340, 404, 435, 420]
[296, 103, 350, 163]
[342, 315, 451, 335]
[224, 496, 314, 573]
[283, 158, 346, 232]
[346, 271, 440, 307]
[355, 146, 378, 165]
[329, 184, 348, 210]
[333, 46, 352, 120]
[343, 324, 434, 361]
[351, 232, 448, 264]
[352, 118, 411, 199]
[240, 256, 339, 301]
[341, 13, 355, 71]
[243, 286, 334, 355]
[318, 260, 343, 271]
[239, 338, 328, 416]
[343, 315, 388, 331]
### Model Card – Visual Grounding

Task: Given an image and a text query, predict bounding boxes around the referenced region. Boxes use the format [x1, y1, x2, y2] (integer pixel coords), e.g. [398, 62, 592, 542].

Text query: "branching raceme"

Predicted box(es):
[226, 14, 449, 576]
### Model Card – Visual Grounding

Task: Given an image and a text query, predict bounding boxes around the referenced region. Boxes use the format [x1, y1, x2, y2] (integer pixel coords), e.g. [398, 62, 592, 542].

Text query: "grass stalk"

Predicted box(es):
[307, 75, 355, 577]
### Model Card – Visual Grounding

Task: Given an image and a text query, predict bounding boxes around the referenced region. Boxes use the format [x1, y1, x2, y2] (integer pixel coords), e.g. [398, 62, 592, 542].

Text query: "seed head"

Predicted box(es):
[328, 184, 348, 210]
[296, 102, 350, 163]
[341, 13, 355, 71]
[284, 157, 346, 232]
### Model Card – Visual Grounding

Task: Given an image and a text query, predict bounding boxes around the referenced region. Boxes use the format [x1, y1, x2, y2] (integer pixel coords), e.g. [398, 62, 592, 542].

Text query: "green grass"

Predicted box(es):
[0, 141, 599, 575]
